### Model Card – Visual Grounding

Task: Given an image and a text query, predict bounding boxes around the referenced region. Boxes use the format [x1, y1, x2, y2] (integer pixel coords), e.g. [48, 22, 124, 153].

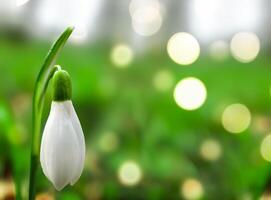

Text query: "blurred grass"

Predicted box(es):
[0, 36, 271, 199]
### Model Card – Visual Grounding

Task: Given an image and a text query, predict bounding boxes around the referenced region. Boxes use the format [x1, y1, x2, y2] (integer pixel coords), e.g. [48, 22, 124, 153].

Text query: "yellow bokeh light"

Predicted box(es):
[84, 182, 103, 200]
[118, 161, 142, 187]
[132, 6, 162, 36]
[36, 193, 54, 200]
[153, 70, 174, 92]
[181, 178, 204, 200]
[98, 131, 119, 153]
[260, 193, 271, 200]
[260, 134, 271, 162]
[173, 77, 207, 110]
[222, 104, 251, 134]
[230, 32, 260, 63]
[110, 44, 134, 68]
[0, 180, 15, 200]
[167, 32, 200, 65]
[200, 139, 222, 161]
[252, 115, 271, 134]
[209, 40, 229, 61]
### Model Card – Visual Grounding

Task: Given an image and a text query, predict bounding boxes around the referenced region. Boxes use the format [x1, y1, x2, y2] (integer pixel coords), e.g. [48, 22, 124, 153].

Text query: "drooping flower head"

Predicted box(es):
[40, 68, 85, 191]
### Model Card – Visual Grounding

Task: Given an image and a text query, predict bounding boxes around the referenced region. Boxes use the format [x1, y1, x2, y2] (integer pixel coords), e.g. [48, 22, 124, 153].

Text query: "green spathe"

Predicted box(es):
[53, 69, 72, 101]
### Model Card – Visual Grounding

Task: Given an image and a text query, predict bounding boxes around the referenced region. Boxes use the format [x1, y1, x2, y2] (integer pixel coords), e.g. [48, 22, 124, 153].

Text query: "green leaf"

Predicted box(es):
[32, 26, 74, 154]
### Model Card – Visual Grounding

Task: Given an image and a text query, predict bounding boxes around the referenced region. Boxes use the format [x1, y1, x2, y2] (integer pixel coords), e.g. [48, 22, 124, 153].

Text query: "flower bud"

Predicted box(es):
[52, 70, 72, 101]
[40, 68, 85, 191]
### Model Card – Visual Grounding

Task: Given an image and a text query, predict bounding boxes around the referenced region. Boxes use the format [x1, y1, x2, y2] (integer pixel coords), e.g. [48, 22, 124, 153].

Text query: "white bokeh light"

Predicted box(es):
[230, 32, 260, 63]
[200, 139, 222, 161]
[209, 40, 229, 61]
[222, 104, 251, 134]
[167, 32, 200, 65]
[110, 44, 134, 68]
[118, 161, 142, 187]
[181, 178, 204, 200]
[173, 77, 207, 110]
[153, 70, 174, 92]
[131, 6, 162, 36]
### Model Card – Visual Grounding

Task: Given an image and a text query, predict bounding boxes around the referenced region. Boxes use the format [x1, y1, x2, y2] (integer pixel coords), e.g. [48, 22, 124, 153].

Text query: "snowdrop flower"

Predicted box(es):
[40, 69, 85, 191]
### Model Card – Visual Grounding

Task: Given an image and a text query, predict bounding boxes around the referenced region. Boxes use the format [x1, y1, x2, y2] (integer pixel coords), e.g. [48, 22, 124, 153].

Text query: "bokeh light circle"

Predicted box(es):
[230, 32, 260, 63]
[98, 131, 119, 153]
[132, 6, 162, 36]
[200, 139, 222, 161]
[209, 40, 229, 61]
[260, 134, 271, 162]
[118, 161, 142, 186]
[167, 32, 200, 65]
[222, 104, 251, 134]
[181, 178, 204, 200]
[110, 44, 134, 68]
[153, 70, 174, 92]
[173, 77, 207, 110]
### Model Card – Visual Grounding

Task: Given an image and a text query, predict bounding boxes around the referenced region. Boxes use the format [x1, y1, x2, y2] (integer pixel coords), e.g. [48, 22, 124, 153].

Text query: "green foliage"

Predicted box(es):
[0, 35, 271, 199]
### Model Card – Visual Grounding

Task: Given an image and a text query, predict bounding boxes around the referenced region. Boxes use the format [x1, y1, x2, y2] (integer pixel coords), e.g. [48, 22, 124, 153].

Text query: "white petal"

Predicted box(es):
[40, 102, 58, 179]
[40, 101, 82, 190]
[64, 101, 85, 185]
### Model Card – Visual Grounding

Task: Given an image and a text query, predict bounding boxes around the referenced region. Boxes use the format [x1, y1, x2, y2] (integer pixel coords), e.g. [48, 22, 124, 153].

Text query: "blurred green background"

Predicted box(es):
[1, 0, 271, 199]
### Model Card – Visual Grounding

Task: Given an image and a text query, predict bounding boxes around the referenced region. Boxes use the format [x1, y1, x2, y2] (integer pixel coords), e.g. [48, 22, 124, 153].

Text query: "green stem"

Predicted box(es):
[28, 27, 74, 200]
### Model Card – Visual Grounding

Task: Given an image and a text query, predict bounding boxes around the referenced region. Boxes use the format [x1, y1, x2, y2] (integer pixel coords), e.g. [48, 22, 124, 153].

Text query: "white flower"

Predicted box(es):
[40, 100, 85, 191]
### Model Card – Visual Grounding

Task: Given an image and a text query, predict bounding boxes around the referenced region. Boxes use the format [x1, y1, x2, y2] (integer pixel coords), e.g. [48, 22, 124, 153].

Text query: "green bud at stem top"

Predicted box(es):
[52, 68, 72, 101]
